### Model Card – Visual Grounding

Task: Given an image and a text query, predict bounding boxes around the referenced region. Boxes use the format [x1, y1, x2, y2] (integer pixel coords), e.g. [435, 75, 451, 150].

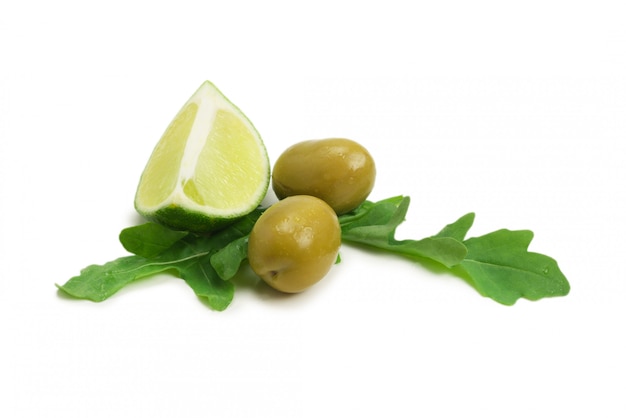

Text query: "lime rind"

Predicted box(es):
[142, 205, 240, 233]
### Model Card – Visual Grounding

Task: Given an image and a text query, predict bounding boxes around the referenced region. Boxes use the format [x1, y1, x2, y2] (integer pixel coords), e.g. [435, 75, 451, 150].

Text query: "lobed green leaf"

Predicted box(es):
[434, 212, 475, 242]
[340, 198, 569, 304]
[59, 196, 570, 310]
[119, 222, 189, 258]
[57, 210, 263, 311]
[56, 255, 169, 302]
[210, 236, 249, 280]
[340, 196, 468, 268]
[459, 229, 570, 305]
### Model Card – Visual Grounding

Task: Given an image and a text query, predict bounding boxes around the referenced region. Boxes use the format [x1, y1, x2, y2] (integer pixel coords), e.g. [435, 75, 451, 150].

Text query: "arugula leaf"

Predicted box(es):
[339, 198, 569, 304]
[56, 255, 172, 302]
[57, 210, 263, 311]
[57, 235, 232, 310]
[339, 196, 468, 268]
[119, 222, 189, 258]
[458, 229, 570, 305]
[210, 236, 249, 280]
[58, 196, 570, 310]
[433, 212, 475, 242]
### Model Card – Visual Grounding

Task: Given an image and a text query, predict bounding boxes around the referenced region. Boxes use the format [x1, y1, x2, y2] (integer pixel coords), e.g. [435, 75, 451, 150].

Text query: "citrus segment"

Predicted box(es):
[134, 81, 270, 233]
[136, 102, 197, 207]
[187, 109, 266, 208]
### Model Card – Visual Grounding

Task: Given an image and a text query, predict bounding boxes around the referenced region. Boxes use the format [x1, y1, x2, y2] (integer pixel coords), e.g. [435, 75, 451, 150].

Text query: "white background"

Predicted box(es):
[1, 1, 625, 417]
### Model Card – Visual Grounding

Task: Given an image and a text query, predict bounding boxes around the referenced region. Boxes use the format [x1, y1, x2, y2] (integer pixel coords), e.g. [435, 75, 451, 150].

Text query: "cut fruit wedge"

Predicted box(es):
[134, 81, 270, 233]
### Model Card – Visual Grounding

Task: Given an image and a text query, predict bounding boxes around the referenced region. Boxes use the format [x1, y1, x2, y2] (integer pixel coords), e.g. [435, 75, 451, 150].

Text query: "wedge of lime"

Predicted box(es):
[134, 81, 270, 233]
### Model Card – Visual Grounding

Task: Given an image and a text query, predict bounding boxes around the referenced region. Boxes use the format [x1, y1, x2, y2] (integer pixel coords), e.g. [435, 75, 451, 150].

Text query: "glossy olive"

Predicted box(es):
[272, 138, 376, 214]
[247, 195, 341, 293]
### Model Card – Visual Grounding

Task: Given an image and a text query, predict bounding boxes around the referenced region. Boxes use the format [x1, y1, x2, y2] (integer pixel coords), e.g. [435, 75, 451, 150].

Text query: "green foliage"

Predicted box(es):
[119, 222, 189, 258]
[57, 197, 569, 310]
[57, 210, 262, 311]
[339, 196, 569, 305]
[460, 229, 570, 305]
[339, 196, 469, 268]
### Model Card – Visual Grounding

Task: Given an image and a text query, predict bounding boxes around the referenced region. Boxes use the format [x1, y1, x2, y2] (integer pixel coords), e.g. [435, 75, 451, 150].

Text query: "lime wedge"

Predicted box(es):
[134, 81, 270, 233]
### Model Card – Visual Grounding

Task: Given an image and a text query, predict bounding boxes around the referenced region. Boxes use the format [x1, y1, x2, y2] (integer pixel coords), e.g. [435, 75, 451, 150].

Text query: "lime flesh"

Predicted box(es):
[134, 81, 270, 233]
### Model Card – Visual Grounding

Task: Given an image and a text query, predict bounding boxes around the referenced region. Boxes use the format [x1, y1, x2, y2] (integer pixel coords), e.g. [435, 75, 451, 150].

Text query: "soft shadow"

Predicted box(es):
[125, 211, 148, 227]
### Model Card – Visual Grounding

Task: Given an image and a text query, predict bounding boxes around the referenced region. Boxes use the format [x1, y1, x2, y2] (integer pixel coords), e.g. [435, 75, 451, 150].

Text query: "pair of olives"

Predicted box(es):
[248, 138, 376, 293]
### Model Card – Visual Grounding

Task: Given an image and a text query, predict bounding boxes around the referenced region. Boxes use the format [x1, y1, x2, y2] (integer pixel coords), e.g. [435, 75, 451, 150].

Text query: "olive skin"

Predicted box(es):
[272, 138, 376, 214]
[248, 195, 341, 293]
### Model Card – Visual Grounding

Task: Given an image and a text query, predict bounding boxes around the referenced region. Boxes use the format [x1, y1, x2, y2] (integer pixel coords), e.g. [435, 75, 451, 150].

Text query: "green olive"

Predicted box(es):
[272, 138, 376, 214]
[248, 195, 341, 293]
